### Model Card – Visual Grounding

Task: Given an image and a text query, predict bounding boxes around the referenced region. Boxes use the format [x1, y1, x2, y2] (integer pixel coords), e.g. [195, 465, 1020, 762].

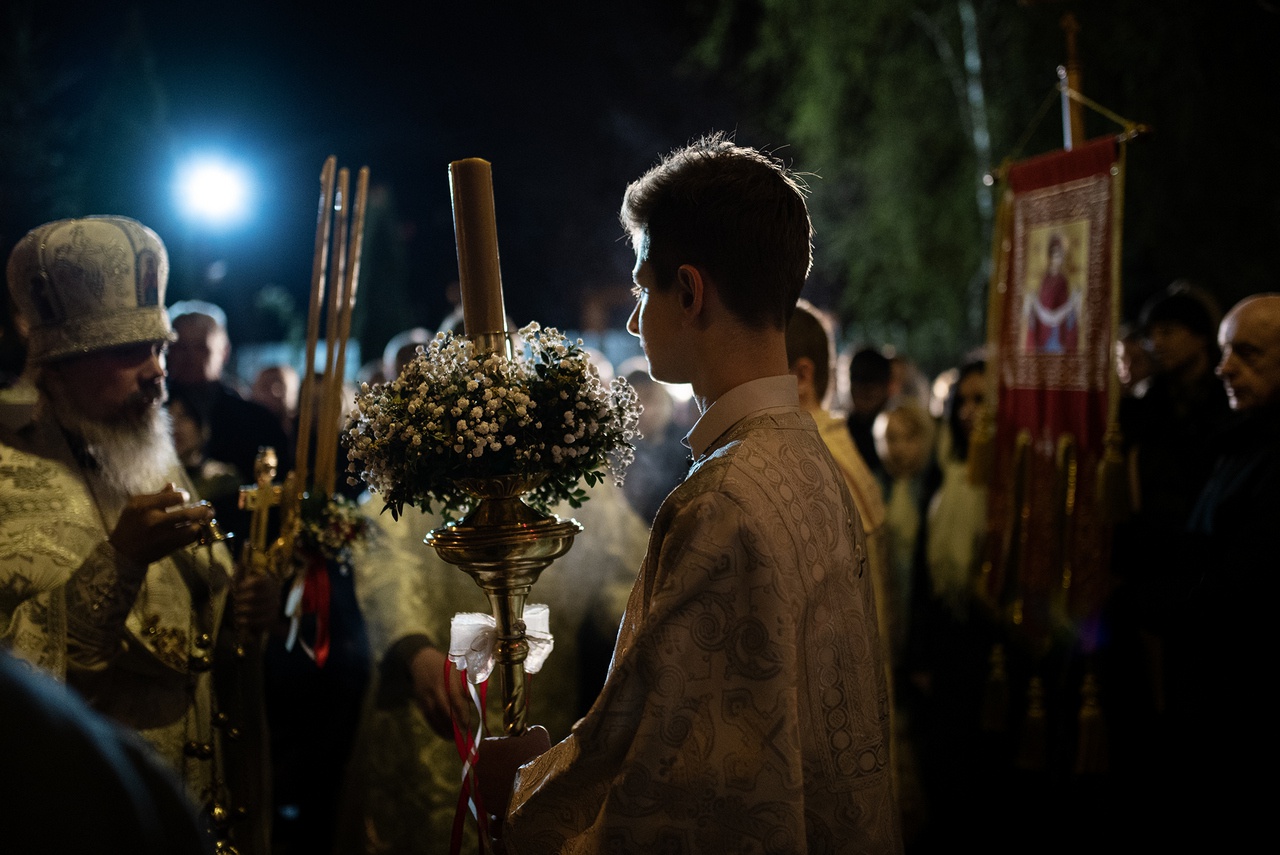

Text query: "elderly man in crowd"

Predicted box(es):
[1150, 293, 1280, 849]
[0, 216, 276, 854]
[167, 300, 293, 490]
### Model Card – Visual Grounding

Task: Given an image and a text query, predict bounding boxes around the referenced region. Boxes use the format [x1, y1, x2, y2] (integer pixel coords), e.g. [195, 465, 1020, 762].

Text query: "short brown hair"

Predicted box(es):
[620, 132, 812, 329]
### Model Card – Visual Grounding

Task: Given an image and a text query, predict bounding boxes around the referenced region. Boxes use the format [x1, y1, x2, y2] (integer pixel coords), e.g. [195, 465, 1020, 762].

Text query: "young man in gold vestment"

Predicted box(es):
[488, 134, 904, 854]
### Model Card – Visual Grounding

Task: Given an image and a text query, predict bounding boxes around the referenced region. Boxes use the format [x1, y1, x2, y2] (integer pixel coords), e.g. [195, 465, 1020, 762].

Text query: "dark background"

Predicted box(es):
[2, 1, 748, 366]
[3, 1, 1278, 379]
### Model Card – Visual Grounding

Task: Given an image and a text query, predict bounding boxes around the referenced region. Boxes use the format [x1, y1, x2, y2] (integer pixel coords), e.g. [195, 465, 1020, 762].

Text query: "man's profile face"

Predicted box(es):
[49, 342, 167, 426]
[626, 254, 686, 385]
[168, 314, 228, 386]
[1217, 302, 1280, 411]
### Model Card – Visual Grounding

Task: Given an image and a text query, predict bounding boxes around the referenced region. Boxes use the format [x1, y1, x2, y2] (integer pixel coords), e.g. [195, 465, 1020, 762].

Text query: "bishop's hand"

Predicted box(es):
[109, 484, 211, 568]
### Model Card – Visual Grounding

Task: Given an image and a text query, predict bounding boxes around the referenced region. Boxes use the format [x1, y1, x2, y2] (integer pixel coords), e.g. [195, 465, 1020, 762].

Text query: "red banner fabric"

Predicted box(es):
[985, 137, 1120, 651]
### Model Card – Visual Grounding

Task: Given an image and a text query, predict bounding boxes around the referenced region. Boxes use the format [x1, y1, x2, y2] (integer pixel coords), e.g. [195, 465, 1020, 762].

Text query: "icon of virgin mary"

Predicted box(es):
[1026, 233, 1080, 354]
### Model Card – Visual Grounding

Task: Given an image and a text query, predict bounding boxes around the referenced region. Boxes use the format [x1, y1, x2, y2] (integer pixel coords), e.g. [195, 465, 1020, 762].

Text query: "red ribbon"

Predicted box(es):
[447, 658, 490, 854]
[299, 554, 331, 667]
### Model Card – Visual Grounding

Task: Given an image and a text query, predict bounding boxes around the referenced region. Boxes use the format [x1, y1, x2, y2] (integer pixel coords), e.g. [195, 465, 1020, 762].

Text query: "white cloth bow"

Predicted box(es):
[447, 604, 554, 684]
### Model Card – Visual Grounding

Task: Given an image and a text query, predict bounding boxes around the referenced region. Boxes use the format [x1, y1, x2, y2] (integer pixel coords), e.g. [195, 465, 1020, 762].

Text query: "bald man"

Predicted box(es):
[1215, 293, 1280, 412]
[1190, 293, 1280, 534]
[1170, 293, 1280, 847]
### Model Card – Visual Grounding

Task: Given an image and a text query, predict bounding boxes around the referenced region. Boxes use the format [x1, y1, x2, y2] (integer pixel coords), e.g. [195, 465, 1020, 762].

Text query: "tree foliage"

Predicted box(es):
[680, 0, 1280, 374]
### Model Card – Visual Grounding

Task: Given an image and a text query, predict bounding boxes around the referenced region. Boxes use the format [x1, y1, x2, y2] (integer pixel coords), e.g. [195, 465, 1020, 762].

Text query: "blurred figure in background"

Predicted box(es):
[922, 359, 989, 616]
[873, 399, 936, 670]
[905, 356, 994, 852]
[1115, 322, 1154, 399]
[872, 396, 937, 847]
[167, 301, 293, 506]
[846, 346, 893, 481]
[889, 351, 933, 413]
[1108, 282, 1229, 787]
[167, 386, 246, 540]
[1176, 293, 1280, 845]
[250, 362, 300, 450]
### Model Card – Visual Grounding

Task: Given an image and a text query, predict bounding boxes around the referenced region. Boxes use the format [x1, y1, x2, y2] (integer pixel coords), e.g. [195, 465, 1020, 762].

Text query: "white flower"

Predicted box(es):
[343, 324, 640, 519]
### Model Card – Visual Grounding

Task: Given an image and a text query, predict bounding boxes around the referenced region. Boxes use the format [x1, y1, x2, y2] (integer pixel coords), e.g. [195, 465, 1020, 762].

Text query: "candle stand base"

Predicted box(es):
[426, 475, 581, 734]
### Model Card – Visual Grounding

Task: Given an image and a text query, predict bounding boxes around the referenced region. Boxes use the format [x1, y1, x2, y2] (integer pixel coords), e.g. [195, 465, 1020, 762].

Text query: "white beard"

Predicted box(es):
[81, 407, 181, 499]
[41, 376, 182, 500]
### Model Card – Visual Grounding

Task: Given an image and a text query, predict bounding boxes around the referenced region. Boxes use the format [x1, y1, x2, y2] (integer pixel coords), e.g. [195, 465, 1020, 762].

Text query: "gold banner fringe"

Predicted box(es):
[1074, 670, 1109, 775]
[1015, 675, 1048, 771]
[980, 643, 1010, 733]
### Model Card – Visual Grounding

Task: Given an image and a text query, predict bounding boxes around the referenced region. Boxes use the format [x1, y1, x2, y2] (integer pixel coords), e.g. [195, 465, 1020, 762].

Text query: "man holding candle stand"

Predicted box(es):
[483, 134, 903, 852]
[0, 216, 279, 854]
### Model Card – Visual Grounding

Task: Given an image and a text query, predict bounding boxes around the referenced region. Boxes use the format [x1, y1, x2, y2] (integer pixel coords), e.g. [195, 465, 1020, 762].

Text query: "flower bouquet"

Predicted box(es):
[296, 492, 371, 564]
[344, 322, 641, 520]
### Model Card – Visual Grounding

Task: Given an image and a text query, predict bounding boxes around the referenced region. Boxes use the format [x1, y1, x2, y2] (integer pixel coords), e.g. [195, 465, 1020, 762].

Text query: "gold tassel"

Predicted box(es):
[1052, 436, 1078, 628]
[1074, 670, 1109, 775]
[980, 643, 1009, 733]
[1015, 675, 1048, 771]
[1095, 426, 1130, 523]
[967, 409, 996, 486]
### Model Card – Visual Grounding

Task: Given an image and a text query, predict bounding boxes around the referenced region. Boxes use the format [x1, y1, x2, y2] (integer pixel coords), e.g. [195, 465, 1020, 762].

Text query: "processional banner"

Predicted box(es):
[980, 135, 1124, 654]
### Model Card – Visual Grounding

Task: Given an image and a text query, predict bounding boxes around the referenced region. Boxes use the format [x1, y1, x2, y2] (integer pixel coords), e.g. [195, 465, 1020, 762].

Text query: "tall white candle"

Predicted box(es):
[449, 158, 508, 336]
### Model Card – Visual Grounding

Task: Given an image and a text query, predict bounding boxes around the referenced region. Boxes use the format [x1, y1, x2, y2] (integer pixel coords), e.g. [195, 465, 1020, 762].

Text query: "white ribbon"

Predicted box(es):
[283, 573, 306, 653]
[447, 604, 554, 684]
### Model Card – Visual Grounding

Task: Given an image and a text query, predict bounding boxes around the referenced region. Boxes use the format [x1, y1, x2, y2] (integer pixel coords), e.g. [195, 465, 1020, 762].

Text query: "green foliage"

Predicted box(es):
[681, 1, 1280, 372]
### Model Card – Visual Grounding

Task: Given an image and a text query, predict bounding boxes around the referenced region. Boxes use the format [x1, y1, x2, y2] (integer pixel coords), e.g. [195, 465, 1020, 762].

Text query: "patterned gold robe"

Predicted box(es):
[507, 377, 903, 854]
[0, 398, 267, 853]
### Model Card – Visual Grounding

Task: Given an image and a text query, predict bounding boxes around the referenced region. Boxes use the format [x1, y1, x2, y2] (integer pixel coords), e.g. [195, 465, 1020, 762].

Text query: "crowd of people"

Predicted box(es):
[1, 133, 1276, 855]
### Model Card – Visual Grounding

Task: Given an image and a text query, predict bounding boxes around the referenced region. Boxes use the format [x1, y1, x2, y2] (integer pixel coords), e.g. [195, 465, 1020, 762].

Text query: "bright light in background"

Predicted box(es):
[174, 156, 252, 227]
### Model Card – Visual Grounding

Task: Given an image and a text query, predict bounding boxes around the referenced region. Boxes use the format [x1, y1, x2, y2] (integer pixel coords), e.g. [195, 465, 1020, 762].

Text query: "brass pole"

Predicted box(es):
[1058, 12, 1085, 149]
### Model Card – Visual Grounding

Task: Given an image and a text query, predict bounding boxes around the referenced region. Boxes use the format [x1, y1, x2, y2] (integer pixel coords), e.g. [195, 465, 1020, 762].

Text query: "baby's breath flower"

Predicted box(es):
[343, 323, 641, 519]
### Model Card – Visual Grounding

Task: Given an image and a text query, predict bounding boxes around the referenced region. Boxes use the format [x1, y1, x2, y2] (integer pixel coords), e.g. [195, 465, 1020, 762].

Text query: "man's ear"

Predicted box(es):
[790, 356, 814, 386]
[790, 356, 816, 397]
[675, 264, 706, 319]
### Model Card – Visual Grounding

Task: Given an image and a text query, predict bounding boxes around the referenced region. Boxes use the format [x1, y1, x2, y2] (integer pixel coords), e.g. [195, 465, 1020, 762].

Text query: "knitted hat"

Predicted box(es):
[1138, 282, 1220, 342]
[6, 216, 172, 363]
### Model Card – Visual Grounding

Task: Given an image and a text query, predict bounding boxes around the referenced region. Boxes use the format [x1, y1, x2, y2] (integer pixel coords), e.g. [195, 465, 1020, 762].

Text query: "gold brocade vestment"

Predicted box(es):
[0, 400, 269, 854]
[507, 386, 903, 854]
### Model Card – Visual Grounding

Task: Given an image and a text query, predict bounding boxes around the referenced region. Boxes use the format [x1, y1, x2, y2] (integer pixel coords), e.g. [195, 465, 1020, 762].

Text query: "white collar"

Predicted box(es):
[685, 375, 799, 460]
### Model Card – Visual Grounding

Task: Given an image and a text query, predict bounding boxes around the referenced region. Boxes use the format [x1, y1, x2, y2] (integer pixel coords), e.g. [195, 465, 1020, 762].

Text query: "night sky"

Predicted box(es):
[16, 2, 1276, 370]
[20, 1, 755, 353]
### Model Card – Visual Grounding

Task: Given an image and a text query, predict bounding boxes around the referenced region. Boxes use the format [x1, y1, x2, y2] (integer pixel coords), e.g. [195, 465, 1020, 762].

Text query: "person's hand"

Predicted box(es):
[409, 645, 472, 739]
[478, 726, 551, 828]
[108, 484, 211, 568]
[231, 566, 283, 634]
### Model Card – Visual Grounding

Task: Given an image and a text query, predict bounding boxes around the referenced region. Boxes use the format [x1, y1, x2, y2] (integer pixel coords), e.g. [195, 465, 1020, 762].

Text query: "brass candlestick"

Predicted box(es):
[427, 473, 581, 734]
